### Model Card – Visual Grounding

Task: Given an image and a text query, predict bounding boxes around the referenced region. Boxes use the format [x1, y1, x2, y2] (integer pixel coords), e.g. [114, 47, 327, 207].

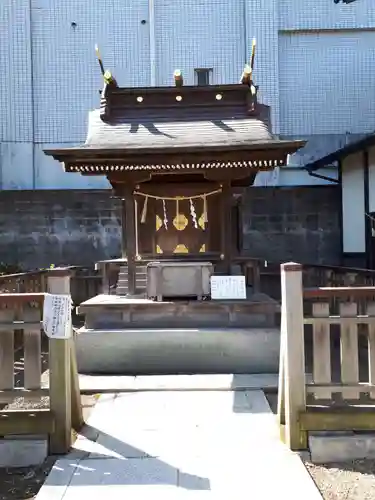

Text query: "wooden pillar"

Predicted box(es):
[48, 268, 83, 454]
[120, 198, 127, 259]
[278, 262, 307, 450]
[220, 182, 232, 273]
[124, 185, 137, 295]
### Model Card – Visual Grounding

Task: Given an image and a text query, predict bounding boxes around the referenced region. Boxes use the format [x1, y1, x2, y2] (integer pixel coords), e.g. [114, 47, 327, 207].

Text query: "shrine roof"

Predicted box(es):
[84, 109, 277, 151]
[45, 84, 305, 172]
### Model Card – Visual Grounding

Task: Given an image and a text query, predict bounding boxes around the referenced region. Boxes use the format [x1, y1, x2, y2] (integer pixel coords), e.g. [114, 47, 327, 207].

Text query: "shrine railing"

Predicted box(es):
[278, 262, 375, 451]
[259, 261, 375, 301]
[0, 269, 83, 454]
[0, 267, 101, 305]
[0, 270, 48, 294]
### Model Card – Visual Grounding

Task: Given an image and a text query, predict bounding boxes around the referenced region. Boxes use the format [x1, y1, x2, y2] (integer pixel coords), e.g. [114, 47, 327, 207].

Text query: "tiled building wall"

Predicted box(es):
[278, 0, 375, 30]
[154, 0, 246, 86]
[279, 31, 375, 137]
[0, 0, 374, 189]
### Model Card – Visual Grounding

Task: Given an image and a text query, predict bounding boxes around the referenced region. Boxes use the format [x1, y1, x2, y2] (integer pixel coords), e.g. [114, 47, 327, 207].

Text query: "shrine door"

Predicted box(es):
[155, 198, 207, 255]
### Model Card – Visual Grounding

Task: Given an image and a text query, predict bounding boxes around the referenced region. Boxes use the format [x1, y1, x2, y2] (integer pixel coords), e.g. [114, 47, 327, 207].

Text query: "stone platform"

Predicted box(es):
[75, 326, 281, 375]
[75, 293, 281, 375]
[77, 293, 280, 330]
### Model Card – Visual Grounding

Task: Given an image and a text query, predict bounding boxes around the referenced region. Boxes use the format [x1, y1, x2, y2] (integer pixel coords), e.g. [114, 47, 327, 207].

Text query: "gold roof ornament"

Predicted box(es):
[95, 44, 118, 87]
[174, 69, 183, 87]
[240, 38, 256, 92]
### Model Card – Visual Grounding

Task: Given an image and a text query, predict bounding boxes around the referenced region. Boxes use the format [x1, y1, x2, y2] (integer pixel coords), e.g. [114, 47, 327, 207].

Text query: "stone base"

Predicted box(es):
[309, 432, 375, 463]
[75, 327, 280, 375]
[77, 293, 280, 330]
[0, 438, 47, 467]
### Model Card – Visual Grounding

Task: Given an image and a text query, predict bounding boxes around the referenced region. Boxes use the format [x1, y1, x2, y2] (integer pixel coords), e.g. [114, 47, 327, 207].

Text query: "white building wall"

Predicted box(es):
[0, 0, 374, 190]
[0, 1, 33, 143]
[278, 0, 375, 31]
[31, 0, 151, 145]
[368, 147, 375, 214]
[342, 153, 366, 254]
[278, 31, 375, 137]
[244, 0, 279, 134]
[154, 0, 245, 87]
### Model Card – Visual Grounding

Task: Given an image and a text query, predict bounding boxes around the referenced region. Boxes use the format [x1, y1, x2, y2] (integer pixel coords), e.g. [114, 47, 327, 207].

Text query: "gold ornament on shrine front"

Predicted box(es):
[135, 188, 222, 227]
[173, 213, 188, 231]
[139, 188, 220, 255]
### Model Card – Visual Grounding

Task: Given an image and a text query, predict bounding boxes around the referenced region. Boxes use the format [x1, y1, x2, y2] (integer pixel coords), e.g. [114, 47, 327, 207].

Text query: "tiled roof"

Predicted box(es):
[83, 109, 281, 151]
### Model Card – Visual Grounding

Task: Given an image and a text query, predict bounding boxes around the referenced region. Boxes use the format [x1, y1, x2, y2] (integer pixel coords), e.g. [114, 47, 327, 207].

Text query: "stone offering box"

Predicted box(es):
[147, 261, 213, 301]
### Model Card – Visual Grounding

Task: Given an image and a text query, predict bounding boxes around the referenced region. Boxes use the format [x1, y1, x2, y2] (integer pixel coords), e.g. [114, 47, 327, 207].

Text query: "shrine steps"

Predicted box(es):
[116, 265, 147, 296]
[74, 327, 281, 375]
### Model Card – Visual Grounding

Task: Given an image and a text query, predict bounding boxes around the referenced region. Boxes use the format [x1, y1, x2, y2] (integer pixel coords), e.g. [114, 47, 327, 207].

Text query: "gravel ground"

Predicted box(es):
[0, 339, 98, 500]
[0, 459, 56, 500]
[0, 393, 97, 500]
[265, 392, 375, 500]
[305, 460, 375, 500]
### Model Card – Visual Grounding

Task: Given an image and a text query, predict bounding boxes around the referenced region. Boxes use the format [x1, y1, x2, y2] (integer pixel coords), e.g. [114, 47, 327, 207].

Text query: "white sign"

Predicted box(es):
[43, 294, 72, 339]
[210, 275, 247, 300]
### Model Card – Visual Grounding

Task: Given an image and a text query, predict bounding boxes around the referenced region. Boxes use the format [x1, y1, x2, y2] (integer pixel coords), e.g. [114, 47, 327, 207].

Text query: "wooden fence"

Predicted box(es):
[278, 262, 375, 451]
[0, 269, 83, 454]
[260, 261, 375, 301]
[0, 267, 101, 306]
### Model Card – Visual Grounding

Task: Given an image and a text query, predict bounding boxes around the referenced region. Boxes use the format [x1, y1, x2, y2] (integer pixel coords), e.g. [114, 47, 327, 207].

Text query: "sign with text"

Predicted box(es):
[43, 294, 72, 339]
[210, 275, 246, 300]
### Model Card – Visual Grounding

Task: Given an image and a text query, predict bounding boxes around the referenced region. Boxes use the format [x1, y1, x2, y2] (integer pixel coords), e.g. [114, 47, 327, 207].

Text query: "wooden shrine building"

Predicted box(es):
[44, 53, 307, 375]
[45, 63, 305, 298]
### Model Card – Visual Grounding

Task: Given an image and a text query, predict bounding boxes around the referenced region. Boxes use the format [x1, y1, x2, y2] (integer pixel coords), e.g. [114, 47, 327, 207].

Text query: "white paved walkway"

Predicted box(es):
[36, 379, 322, 499]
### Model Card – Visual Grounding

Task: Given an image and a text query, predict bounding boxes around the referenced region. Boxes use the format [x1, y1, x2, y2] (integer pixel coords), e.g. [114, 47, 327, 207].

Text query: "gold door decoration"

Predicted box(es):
[136, 188, 222, 254]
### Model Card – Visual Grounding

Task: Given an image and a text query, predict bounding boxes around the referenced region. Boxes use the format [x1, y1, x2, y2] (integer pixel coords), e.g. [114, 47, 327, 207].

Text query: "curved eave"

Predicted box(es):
[44, 140, 306, 171]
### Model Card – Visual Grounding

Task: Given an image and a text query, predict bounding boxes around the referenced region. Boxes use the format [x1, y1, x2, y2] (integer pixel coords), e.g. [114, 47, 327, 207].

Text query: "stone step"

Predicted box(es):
[118, 266, 147, 274]
[75, 327, 280, 375]
[77, 373, 281, 393]
[117, 277, 147, 283]
[81, 299, 278, 329]
[119, 269, 147, 277]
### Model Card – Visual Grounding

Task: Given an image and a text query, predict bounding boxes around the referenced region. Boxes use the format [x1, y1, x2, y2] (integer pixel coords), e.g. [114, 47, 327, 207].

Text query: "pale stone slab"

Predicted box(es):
[104, 391, 267, 431]
[176, 450, 322, 498]
[0, 439, 47, 467]
[86, 389, 280, 436]
[85, 390, 281, 462]
[66, 457, 177, 486]
[44, 451, 321, 499]
[63, 485, 215, 499]
[310, 433, 375, 463]
[79, 373, 279, 392]
[36, 389, 321, 499]
[78, 373, 312, 393]
[68, 435, 107, 459]
[35, 459, 79, 500]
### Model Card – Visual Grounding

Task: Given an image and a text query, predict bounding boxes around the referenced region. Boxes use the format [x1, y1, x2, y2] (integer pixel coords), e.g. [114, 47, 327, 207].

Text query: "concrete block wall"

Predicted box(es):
[0, 190, 121, 269]
[0, 186, 340, 270]
[242, 186, 341, 265]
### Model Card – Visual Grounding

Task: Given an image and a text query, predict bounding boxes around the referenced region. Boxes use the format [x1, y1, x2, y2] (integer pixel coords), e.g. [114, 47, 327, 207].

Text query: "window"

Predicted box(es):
[194, 68, 212, 86]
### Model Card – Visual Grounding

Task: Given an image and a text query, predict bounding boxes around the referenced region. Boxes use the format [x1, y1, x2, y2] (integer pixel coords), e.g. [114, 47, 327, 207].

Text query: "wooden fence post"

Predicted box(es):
[279, 262, 307, 450]
[48, 268, 82, 454]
